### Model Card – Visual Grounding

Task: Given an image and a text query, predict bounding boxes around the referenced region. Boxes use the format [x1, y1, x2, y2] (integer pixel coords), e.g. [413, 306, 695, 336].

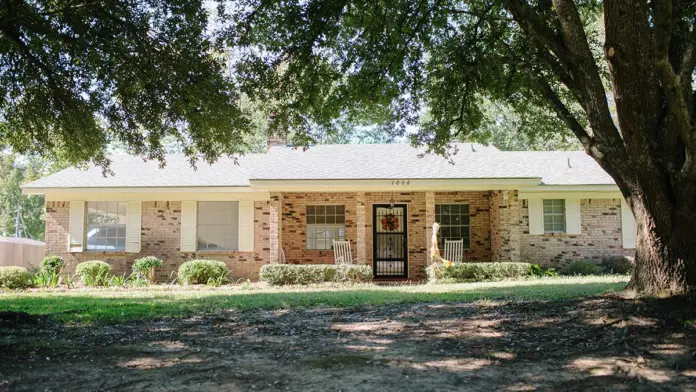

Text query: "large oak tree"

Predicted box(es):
[222, 0, 696, 294]
[2, 0, 696, 294]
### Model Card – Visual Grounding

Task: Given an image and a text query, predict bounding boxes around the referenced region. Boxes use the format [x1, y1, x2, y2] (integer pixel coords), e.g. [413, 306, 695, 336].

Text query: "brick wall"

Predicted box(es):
[45, 194, 638, 281]
[44, 200, 271, 281]
[518, 198, 635, 268]
[280, 193, 358, 264]
[434, 191, 492, 261]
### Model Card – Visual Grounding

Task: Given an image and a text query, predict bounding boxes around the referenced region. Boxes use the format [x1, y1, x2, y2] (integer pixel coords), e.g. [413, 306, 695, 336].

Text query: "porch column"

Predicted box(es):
[356, 192, 367, 264]
[425, 191, 435, 263]
[269, 192, 283, 263]
[493, 190, 522, 261]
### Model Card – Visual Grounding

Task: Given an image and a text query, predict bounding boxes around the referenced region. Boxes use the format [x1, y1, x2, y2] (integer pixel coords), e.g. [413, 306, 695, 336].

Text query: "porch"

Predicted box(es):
[268, 191, 517, 280]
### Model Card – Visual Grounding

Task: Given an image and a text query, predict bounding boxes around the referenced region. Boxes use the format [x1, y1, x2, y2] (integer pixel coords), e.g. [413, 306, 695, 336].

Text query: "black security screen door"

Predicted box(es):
[373, 204, 408, 278]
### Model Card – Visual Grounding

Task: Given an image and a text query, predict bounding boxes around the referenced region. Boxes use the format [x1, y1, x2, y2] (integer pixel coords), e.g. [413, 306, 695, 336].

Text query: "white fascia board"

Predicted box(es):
[38, 189, 270, 202]
[518, 185, 621, 199]
[23, 186, 256, 194]
[250, 178, 542, 192]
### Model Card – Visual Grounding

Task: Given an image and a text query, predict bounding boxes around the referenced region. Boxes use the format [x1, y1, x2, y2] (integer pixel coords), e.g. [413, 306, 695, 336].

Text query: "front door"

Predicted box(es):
[373, 204, 408, 278]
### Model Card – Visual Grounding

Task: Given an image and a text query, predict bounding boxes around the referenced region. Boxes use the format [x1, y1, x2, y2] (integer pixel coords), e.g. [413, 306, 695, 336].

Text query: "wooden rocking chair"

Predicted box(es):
[333, 240, 356, 264]
[444, 239, 464, 263]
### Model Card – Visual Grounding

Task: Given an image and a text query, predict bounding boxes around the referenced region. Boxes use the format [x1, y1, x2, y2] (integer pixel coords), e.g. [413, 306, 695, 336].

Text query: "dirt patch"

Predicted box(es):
[2, 294, 696, 391]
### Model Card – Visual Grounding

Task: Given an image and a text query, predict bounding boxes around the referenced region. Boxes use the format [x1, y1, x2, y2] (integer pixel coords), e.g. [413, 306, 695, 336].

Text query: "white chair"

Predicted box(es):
[444, 239, 464, 263]
[333, 240, 355, 264]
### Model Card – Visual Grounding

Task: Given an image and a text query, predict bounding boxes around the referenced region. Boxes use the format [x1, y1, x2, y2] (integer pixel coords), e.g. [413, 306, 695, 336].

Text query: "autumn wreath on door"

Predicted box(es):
[380, 213, 400, 231]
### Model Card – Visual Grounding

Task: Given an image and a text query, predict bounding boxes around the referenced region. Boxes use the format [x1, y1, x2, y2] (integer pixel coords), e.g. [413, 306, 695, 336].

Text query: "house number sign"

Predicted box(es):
[391, 180, 411, 185]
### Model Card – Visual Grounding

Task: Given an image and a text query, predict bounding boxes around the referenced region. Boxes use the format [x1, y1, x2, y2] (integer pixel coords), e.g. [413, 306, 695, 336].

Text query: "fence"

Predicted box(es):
[0, 237, 46, 269]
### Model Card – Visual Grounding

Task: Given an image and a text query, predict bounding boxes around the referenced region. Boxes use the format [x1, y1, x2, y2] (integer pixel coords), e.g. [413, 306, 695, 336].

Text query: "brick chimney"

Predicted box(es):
[267, 113, 288, 150]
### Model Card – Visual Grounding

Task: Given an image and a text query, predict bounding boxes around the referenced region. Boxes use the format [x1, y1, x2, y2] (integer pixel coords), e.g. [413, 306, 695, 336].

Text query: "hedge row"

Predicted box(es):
[427, 262, 534, 283]
[260, 264, 373, 286]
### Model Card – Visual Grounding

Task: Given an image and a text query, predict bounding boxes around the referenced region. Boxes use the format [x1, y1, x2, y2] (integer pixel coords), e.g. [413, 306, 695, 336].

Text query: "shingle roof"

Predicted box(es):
[22, 142, 616, 189]
[23, 154, 262, 188]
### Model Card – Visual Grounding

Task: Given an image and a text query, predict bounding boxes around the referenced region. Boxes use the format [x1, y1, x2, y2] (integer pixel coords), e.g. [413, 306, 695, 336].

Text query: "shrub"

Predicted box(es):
[426, 262, 533, 283]
[0, 266, 33, 289]
[40, 256, 65, 273]
[34, 268, 61, 288]
[76, 260, 112, 286]
[132, 256, 163, 282]
[560, 260, 599, 276]
[600, 256, 634, 275]
[530, 264, 559, 278]
[178, 260, 229, 285]
[259, 264, 373, 286]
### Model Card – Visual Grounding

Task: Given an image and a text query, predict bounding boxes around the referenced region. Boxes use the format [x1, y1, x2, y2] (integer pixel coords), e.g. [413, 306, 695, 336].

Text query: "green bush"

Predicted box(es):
[560, 260, 599, 276]
[0, 266, 33, 289]
[40, 256, 65, 273]
[600, 256, 634, 275]
[76, 260, 112, 286]
[530, 264, 559, 278]
[426, 262, 533, 283]
[178, 260, 229, 285]
[259, 264, 373, 286]
[132, 256, 163, 282]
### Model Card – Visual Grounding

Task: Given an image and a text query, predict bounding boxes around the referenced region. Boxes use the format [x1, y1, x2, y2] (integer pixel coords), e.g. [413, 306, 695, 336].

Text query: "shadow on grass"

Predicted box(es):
[3, 285, 696, 391]
[0, 280, 628, 324]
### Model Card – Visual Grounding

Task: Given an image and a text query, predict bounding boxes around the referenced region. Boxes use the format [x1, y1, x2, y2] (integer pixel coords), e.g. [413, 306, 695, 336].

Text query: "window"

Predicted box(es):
[86, 202, 126, 251]
[435, 204, 471, 249]
[306, 205, 345, 250]
[197, 202, 239, 250]
[543, 199, 566, 233]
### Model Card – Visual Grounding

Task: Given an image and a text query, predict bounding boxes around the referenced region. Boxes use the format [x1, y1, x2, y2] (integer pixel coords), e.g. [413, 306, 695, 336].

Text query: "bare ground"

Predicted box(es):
[2, 294, 696, 391]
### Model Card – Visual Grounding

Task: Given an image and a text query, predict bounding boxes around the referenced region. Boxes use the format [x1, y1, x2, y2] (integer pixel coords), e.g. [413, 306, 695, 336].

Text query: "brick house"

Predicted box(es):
[23, 142, 637, 281]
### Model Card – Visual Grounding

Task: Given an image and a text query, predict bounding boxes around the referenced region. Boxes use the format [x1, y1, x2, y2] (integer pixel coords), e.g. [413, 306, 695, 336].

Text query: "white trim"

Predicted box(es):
[252, 178, 541, 192]
[24, 186, 258, 194]
[565, 197, 582, 235]
[517, 187, 623, 199]
[38, 191, 270, 202]
[180, 201, 198, 252]
[238, 201, 255, 252]
[528, 199, 544, 235]
[126, 201, 142, 253]
[68, 201, 85, 252]
[621, 199, 637, 249]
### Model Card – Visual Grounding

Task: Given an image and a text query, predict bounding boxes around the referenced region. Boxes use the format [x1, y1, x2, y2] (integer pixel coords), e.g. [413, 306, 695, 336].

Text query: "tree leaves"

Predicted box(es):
[0, 0, 252, 170]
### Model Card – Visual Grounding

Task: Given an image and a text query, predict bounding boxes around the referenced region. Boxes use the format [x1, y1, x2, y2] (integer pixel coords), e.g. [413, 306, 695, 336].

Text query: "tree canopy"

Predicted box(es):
[0, 0, 252, 168]
[3, 0, 696, 293]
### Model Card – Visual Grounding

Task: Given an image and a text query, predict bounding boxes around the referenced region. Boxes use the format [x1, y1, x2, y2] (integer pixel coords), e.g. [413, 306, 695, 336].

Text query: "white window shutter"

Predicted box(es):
[565, 198, 582, 235]
[126, 201, 142, 253]
[621, 198, 637, 249]
[68, 201, 85, 252]
[528, 199, 544, 235]
[180, 201, 197, 252]
[238, 201, 255, 252]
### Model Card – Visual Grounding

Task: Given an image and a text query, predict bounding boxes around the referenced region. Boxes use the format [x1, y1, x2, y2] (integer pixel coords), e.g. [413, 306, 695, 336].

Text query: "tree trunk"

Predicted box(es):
[628, 196, 696, 294]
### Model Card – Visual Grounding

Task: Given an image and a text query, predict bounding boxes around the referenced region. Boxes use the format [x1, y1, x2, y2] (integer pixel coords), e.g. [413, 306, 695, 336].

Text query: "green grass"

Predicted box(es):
[0, 275, 629, 325]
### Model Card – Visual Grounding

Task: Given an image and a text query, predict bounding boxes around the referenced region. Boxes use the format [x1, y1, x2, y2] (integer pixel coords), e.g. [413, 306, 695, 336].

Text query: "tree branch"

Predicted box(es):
[503, 0, 572, 63]
[652, 0, 696, 152]
[534, 75, 593, 151]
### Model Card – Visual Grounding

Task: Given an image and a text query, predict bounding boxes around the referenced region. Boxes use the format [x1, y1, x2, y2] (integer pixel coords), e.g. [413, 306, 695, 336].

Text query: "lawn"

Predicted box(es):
[0, 275, 629, 324]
